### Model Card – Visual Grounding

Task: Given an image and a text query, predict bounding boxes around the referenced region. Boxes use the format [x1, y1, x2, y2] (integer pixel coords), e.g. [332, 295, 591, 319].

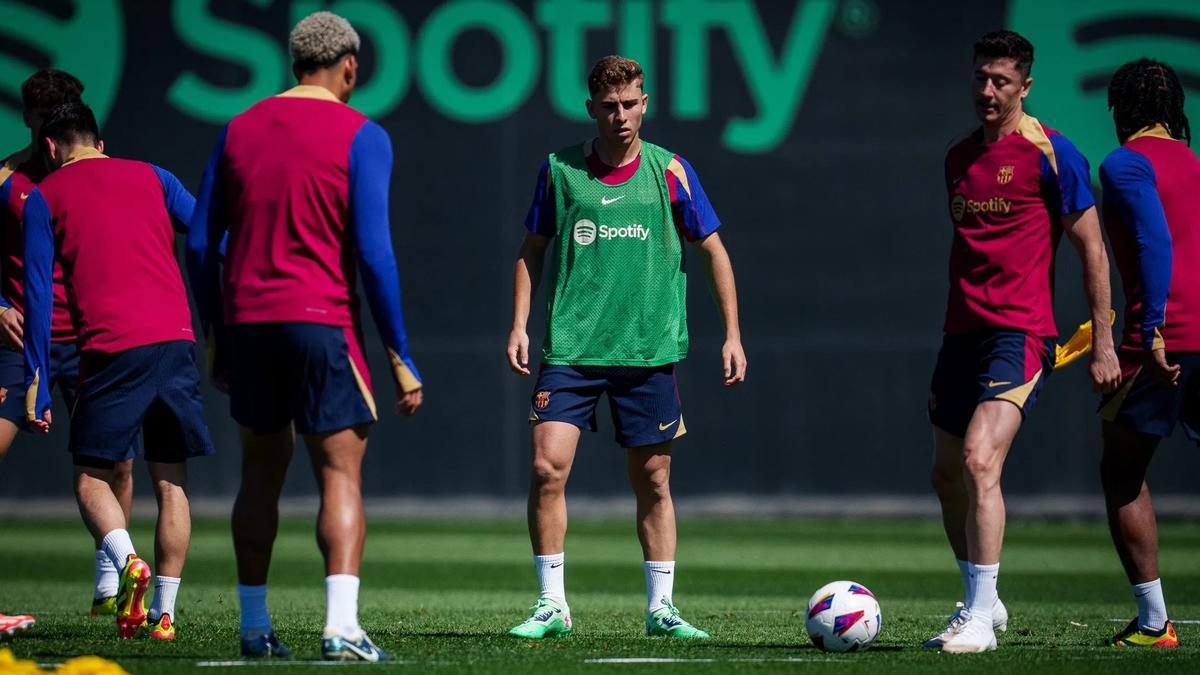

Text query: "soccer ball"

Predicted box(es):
[804, 580, 882, 652]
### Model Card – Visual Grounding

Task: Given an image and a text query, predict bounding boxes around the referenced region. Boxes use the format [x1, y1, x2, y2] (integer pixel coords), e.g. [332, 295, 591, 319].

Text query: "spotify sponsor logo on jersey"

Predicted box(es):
[573, 220, 650, 245]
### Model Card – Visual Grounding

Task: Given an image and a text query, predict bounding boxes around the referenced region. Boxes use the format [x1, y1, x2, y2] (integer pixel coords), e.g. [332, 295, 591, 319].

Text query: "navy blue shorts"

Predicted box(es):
[0, 343, 81, 424]
[229, 323, 376, 435]
[928, 330, 1054, 437]
[70, 341, 213, 464]
[0, 343, 140, 452]
[529, 364, 686, 448]
[1100, 348, 1200, 441]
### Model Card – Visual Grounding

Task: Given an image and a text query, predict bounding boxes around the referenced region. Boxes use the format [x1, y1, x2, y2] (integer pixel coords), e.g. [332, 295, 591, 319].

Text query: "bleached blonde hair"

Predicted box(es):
[289, 11, 360, 72]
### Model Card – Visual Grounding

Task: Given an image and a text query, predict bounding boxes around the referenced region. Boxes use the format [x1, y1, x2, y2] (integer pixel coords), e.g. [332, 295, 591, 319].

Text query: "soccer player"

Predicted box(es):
[188, 12, 423, 662]
[1097, 58, 1195, 649]
[22, 101, 213, 640]
[925, 31, 1121, 653]
[0, 69, 135, 618]
[505, 55, 747, 640]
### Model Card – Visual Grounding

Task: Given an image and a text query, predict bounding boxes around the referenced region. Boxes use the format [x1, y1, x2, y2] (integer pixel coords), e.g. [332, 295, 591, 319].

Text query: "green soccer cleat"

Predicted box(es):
[90, 596, 117, 616]
[508, 597, 572, 638]
[645, 599, 710, 639]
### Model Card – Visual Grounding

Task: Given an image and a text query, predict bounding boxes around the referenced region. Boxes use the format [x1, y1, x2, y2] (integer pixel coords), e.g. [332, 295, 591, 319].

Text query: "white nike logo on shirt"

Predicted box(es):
[600, 195, 625, 206]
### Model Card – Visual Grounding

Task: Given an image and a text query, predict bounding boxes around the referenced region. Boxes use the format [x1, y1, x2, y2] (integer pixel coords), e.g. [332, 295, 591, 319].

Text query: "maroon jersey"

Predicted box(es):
[1102, 126, 1200, 352]
[943, 115, 1095, 338]
[0, 148, 76, 340]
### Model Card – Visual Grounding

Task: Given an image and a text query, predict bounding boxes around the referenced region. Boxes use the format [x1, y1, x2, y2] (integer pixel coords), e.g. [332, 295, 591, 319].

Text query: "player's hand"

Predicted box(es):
[1144, 348, 1181, 386]
[0, 308, 24, 350]
[0, 386, 6, 404]
[396, 388, 423, 416]
[722, 338, 747, 387]
[507, 328, 531, 375]
[30, 409, 51, 433]
[1089, 343, 1121, 393]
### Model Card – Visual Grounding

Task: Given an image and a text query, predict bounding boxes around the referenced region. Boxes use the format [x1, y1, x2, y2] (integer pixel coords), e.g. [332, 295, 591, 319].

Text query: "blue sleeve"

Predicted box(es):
[0, 176, 11, 310]
[669, 155, 721, 241]
[1043, 133, 1096, 215]
[523, 160, 555, 237]
[1101, 148, 1172, 350]
[349, 121, 422, 392]
[186, 126, 228, 335]
[153, 165, 196, 233]
[20, 188, 53, 421]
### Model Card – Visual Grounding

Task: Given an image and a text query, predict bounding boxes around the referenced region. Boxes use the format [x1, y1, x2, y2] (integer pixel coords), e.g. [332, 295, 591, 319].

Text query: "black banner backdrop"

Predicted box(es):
[1, 0, 1197, 500]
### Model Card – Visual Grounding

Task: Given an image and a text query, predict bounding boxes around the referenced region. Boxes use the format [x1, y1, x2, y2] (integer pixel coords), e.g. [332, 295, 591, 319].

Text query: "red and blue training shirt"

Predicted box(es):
[0, 147, 76, 341]
[22, 147, 196, 418]
[188, 85, 421, 393]
[943, 114, 1095, 339]
[1101, 125, 1200, 352]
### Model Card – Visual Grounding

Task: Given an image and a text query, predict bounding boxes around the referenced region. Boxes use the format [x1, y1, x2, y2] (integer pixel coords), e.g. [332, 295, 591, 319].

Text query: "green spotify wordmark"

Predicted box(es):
[166, 0, 837, 155]
[1009, 0, 1200, 177]
[0, 0, 124, 144]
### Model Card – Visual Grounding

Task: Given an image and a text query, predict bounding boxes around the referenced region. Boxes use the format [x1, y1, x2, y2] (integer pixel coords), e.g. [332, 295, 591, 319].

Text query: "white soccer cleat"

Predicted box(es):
[922, 599, 1007, 648]
[992, 598, 1008, 632]
[941, 616, 997, 654]
[922, 604, 970, 648]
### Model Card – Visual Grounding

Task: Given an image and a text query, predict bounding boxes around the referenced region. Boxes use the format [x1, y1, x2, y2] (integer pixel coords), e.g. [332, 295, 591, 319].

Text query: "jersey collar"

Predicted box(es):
[1129, 124, 1174, 142]
[277, 85, 343, 103]
[62, 146, 107, 166]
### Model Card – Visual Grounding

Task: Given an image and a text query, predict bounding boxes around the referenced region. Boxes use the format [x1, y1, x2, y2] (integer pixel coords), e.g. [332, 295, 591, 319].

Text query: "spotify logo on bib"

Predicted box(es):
[573, 219, 597, 245]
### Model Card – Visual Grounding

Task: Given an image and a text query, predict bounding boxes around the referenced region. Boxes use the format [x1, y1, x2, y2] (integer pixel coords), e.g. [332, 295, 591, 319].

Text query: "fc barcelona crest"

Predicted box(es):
[997, 165, 1014, 185]
[534, 390, 551, 410]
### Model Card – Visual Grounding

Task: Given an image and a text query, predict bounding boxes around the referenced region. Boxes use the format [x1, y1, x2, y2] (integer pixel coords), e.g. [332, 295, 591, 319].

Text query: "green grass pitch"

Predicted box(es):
[3, 517, 1200, 673]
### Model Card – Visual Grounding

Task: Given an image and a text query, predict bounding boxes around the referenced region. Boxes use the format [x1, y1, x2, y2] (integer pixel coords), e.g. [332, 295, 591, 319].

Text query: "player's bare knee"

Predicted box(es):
[635, 468, 671, 500]
[961, 444, 1001, 487]
[530, 457, 568, 491]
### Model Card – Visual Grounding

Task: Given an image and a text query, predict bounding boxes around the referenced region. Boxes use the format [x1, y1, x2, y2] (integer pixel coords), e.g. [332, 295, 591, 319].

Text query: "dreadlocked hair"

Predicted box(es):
[1108, 58, 1190, 145]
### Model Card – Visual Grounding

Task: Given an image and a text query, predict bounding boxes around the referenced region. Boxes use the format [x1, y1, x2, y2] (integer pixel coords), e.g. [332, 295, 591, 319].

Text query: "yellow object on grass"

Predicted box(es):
[1054, 309, 1117, 369]
[0, 649, 129, 675]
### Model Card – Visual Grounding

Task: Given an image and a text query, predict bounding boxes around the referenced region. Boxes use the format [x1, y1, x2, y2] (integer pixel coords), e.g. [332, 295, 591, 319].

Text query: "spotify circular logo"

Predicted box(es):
[573, 219, 597, 245]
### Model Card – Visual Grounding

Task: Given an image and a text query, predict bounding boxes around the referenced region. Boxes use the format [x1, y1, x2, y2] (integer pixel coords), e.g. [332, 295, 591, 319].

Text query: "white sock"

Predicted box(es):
[94, 549, 119, 599]
[100, 529, 136, 571]
[238, 584, 272, 636]
[150, 576, 181, 621]
[645, 561, 676, 612]
[324, 574, 361, 638]
[534, 553, 566, 604]
[956, 558, 973, 606]
[966, 562, 999, 624]
[1133, 579, 1168, 631]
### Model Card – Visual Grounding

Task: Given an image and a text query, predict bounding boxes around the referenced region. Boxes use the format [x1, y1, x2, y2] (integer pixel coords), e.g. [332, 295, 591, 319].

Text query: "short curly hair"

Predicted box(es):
[973, 30, 1034, 78]
[21, 69, 84, 114]
[588, 55, 644, 97]
[289, 11, 360, 74]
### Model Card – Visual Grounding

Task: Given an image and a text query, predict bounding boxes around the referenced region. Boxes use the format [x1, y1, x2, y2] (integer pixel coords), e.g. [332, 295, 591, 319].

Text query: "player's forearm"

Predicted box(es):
[512, 242, 543, 331]
[1080, 243, 1115, 349]
[700, 240, 742, 341]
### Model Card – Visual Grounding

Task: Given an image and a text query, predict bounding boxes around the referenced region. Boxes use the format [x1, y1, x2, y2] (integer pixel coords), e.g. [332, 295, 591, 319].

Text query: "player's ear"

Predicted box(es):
[97, 139, 105, 154]
[585, 99, 596, 120]
[641, 94, 649, 114]
[1021, 76, 1032, 99]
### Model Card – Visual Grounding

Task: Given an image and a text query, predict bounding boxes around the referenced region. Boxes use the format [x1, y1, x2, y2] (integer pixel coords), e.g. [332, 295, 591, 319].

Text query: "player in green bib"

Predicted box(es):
[505, 56, 747, 639]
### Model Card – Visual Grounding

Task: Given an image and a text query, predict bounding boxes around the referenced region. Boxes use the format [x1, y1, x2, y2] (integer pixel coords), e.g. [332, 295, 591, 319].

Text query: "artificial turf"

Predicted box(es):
[2, 516, 1199, 673]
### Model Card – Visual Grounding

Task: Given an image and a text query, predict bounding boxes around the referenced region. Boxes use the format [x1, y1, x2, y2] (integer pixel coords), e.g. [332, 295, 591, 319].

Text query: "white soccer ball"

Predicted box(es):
[805, 580, 882, 652]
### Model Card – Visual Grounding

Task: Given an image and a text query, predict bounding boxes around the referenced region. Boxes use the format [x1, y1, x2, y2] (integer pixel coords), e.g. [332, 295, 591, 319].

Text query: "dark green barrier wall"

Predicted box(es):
[1, 0, 1198, 498]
